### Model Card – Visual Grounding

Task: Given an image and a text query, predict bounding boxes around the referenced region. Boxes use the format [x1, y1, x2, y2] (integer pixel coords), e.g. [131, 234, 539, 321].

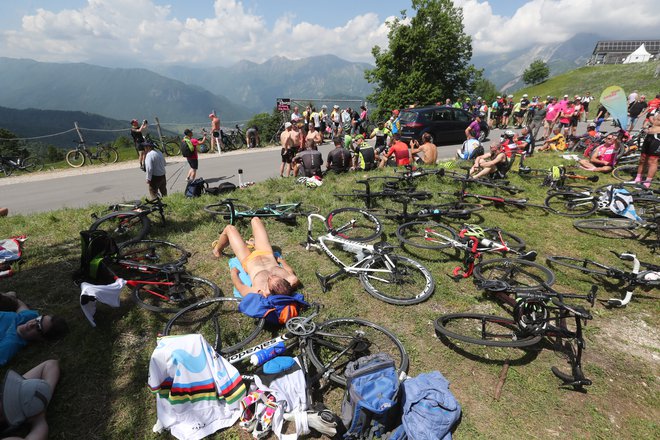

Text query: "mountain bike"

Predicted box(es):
[304, 209, 435, 305]
[203, 199, 320, 225]
[547, 251, 660, 306]
[106, 239, 221, 313]
[65, 139, 119, 168]
[89, 198, 166, 244]
[163, 302, 409, 388]
[0, 155, 44, 177]
[435, 279, 595, 389]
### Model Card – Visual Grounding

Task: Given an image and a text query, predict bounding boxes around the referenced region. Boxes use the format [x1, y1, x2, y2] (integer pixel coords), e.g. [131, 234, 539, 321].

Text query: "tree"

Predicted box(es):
[472, 71, 499, 104]
[0, 128, 27, 157]
[365, 0, 475, 117]
[245, 110, 283, 145]
[522, 59, 550, 85]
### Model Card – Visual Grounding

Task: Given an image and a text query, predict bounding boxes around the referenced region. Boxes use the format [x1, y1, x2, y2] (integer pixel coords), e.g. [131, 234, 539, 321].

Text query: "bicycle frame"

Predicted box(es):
[222, 199, 302, 225]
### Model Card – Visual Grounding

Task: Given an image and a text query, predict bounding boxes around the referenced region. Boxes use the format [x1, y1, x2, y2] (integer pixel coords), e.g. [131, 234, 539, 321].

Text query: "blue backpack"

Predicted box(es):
[238, 292, 308, 325]
[341, 353, 400, 439]
[387, 371, 461, 440]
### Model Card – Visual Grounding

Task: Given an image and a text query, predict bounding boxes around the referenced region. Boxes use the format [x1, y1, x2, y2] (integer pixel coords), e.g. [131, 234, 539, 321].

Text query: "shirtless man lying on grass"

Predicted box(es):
[212, 217, 299, 297]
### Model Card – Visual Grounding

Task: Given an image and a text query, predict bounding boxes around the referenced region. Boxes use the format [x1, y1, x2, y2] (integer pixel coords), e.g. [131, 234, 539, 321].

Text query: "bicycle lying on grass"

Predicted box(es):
[0, 155, 44, 176]
[334, 179, 433, 209]
[203, 199, 320, 225]
[547, 251, 660, 307]
[105, 239, 220, 313]
[66, 139, 119, 168]
[304, 208, 435, 305]
[435, 279, 596, 389]
[90, 198, 166, 244]
[163, 302, 409, 387]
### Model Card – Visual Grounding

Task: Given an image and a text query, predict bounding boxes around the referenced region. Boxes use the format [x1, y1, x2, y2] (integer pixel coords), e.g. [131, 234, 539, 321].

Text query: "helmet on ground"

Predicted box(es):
[462, 224, 485, 239]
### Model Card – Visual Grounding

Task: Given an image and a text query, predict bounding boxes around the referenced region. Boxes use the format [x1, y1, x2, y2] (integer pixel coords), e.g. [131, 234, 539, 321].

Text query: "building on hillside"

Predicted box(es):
[588, 40, 660, 65]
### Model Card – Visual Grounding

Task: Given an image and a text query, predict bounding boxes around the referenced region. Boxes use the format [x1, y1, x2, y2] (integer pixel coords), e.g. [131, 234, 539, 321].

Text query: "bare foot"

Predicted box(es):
[212, 240, 223, 258]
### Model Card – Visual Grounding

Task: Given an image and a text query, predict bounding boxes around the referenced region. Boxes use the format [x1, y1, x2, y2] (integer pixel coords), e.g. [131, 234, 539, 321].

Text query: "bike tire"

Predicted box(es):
[414, 201, 484, 217]
[473, 258, 555, 291]
[307, 317, 409, 387]
[434, 313, 542, 348]
[90, 211, 150, 245]
[132, 273, 220, 314]
[611, 164, 637, 182]
[544, 191, 598, 217]
[66, 149, 85, 167]
[203, 203, 252, 223]
[22, 157, 44, 172]
[286, 203, 321, 217]
[1, 163, 13, 177]
[546, 255, 613, 277]
[573, 218, 638, 231]
[359, 255, 435, 305]
[116, 240, 190, 270]
[326, 207, 382, 242]
[98, 146, 119, 164]
[165, 142, 180, 156]
[396, 221, 458, 250]
[484, 228, 526, 252]
[162, 297, 265, 355]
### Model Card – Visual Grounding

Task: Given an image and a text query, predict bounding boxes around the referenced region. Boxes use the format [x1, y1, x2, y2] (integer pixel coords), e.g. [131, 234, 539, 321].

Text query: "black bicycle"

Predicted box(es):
[90, 198, 166, 244]
[144, 133, 180, 156]
[66, 139, 119, 168]
[203, 199, 320, 225]
[0, 155, 44, 177]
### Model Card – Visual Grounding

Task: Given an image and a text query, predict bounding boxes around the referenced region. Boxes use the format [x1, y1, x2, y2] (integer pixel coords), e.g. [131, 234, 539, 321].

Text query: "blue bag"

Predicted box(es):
[238, 292, 308, 325]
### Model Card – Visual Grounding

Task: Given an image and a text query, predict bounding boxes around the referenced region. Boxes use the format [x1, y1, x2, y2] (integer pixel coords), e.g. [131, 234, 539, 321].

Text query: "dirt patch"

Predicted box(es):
[595, 313, 660, 367]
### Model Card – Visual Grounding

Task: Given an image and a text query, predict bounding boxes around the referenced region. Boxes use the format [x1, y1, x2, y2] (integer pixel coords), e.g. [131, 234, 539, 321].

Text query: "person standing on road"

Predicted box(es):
[627, 95, 648, 131]
[279, 122, 295, 177]
[209, 113, 222, 154]
[143, 142, 167, 199]
[581, 92, 594, 121]
[182, 128, 205, 182]
[130, 119, 149, 171]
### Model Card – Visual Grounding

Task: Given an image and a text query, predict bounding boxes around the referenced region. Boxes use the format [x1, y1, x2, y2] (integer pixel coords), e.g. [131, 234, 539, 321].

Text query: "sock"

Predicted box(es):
[634, 174, 642, 183]
[643, 178, 652, 188]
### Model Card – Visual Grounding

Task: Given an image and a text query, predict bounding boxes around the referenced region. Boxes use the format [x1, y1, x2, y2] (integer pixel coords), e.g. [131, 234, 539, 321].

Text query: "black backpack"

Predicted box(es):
[74, 230, 118, 283]
[204, 181, 237, 195]
[185, 178, 206, 198]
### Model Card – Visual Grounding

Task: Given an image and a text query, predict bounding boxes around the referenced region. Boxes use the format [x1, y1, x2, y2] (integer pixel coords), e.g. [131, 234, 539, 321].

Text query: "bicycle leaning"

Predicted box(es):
[66, 139, 119, 168]
[304, 208, 435, 305]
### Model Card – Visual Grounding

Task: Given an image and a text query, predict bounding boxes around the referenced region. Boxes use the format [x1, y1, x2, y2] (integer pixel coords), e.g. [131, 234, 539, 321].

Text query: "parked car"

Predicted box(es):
[398, 106, 489, 145]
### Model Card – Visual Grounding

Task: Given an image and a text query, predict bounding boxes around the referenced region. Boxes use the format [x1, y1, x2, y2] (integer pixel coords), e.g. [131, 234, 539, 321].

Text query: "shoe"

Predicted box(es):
[643, 181, 652, 188]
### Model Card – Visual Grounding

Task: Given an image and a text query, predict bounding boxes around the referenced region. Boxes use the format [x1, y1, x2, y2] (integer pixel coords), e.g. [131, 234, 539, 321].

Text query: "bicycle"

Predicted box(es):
[396, 222, 536, 279]
[203, 198, 320, 225]
[233, 124, 249, 148]
[304, 209, 435, 305]
[89, 198, 166, 244]
[65, 139, 119, 168]
[544, 183, 658, 218]
[144, 133, 180, 156]
[366, 194, 480, 224]
[435, 279, 595, 389]
[163, 302, 409, 388]
[547, 251, 660, 306]
[105, 239, 221, 313]
[334, 179, 433, 209]
[0, 155, 44, 177]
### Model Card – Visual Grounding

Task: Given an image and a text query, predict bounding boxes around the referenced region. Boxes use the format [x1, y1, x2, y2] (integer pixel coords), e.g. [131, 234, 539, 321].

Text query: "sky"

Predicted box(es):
[0, 0, 657, 68]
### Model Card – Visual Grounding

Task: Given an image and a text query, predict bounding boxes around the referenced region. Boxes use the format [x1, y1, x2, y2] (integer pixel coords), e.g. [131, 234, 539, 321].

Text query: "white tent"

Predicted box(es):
[623, 44, 653, 64]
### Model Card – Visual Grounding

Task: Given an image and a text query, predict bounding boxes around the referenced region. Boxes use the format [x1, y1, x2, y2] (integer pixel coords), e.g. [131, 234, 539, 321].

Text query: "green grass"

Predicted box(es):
[0, 155, 658, 439]
[516, 61, 660, 117]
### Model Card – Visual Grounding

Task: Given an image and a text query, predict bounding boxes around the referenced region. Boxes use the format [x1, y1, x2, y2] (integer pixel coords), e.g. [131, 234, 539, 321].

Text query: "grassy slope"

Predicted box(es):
[516, 61, 660, 116]
[0, 156, 658, 439]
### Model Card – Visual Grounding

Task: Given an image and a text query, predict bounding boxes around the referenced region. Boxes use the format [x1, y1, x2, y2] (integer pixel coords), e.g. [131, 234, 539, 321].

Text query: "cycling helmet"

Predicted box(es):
[462, 224, 485, 239]
[587, 122, 596, 128]
[514, 299, 549, 334]
[131, 119, 138, 125]
[478, 112, 486, 118]
[504, 130, 515, 138]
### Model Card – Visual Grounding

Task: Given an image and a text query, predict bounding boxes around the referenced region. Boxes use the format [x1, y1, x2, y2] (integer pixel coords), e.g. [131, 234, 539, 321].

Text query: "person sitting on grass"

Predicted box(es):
[538, 127, 566, 152]
[0, 359, 60, 440]
[578, 133, 619, 173]
[469, 144, 509, 179]
[0, 292, 68, 367]
[212, 217, 299, 297]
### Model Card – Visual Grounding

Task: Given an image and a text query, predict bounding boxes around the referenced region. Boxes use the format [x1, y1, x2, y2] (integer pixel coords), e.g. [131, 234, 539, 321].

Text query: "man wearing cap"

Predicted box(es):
[0, 359, 60, 439]
[209, 112, 222, 154]
[182, 128, 206, 182]
[389, 109, 401, 135]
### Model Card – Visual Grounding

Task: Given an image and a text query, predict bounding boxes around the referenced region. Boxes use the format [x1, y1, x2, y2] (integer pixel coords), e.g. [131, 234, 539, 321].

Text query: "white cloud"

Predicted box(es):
[0, 0, 390, 66]
[455, 0, 660, 54]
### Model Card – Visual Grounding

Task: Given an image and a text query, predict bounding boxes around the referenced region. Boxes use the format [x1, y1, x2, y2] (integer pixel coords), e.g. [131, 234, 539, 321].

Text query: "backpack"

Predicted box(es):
[238, 292, 308, 325]
[341, 353, 401, 439]
[204, 181, 237, 195]
[185, 178, 205, 198]
[75, 230, 118, 283]
[387, 371, 461, 440]
[180, 139, 193, 157]
[0, 236, 26, 279]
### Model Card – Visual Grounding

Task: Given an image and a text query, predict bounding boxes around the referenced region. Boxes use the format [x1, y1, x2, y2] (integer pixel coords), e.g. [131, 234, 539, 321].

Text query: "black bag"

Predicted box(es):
[205, 181, 237, 195]
[185, 178, 206, 198]
[180, 140, 193, 157]
[74, 230, 118, 283]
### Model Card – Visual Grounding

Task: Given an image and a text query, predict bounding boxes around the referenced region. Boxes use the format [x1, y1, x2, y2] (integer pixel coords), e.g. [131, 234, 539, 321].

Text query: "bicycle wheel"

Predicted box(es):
[573, 218, 638, 231]
[434, 313, 542, 348]
[473, 258, 555, 291]
[90, 211, 150, 244]
[203, 203, 252, 222]
[359, 255, 435, 305]
[416, 201, 485, 217]
[1, 163, 13, 177]
[66, 149, 85, 167]
[165, 142, 180, 156]
[544, 191, 598, 217]
[483, 228, 526, 252]
[307, 317, 409, 387]
[117, 240, 189, 270]
[546, 256, 613, 277]
[162, 297, 265, 355]
[132, 273, 220, 313]
[396, 221, 457, 250]
[98, 147, 119, 164]
[290, 203, 321, 216]
[22, 157, 44, 172]
[326, 208, 382, 242]
[611, 164, 637, 182]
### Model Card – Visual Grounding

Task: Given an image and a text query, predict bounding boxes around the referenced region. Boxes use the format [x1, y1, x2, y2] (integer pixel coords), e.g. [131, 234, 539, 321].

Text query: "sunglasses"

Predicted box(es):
[34, 315, 45, 335]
